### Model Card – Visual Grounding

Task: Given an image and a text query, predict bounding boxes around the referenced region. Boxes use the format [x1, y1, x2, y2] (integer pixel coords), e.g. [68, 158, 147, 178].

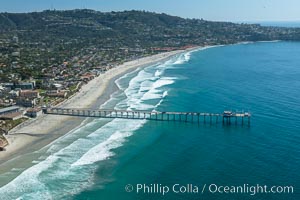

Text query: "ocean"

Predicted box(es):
[259, 21, 300, 27]
[0, 41, 300, 200]
[240, 21, 300, 28]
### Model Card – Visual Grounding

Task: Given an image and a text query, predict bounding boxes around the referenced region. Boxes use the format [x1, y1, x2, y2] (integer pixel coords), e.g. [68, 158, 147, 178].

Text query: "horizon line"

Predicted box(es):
[1, 8, 300, 23]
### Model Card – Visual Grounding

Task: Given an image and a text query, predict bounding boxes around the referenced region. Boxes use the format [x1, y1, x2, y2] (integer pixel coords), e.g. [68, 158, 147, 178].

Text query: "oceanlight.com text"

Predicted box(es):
[207, 184, 294, 195]
[125, 183, 294, 196]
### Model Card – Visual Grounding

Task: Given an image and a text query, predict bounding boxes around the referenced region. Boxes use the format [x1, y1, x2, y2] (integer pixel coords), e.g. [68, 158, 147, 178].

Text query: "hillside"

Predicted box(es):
[1, 9, 300, 47]
[0, 9, 300, 83]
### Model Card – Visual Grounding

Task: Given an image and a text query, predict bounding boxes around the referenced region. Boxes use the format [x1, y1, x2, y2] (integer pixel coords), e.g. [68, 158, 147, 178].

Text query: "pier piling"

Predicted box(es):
[45, 108, 250, 127]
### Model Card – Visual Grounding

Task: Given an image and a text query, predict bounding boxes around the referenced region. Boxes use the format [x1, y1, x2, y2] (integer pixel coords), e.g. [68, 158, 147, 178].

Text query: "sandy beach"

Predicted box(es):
[0, 50, 185, 166]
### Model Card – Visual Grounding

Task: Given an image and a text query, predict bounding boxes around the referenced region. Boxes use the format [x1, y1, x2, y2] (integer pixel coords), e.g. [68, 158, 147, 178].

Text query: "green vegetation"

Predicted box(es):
[0, 118, 28, 131]
[8, 118, 28, 129]
[0, 9, 300, 83]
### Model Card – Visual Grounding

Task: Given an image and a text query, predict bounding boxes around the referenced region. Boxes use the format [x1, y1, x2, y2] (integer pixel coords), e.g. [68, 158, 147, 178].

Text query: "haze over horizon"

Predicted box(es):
[1, 0, 300, 22]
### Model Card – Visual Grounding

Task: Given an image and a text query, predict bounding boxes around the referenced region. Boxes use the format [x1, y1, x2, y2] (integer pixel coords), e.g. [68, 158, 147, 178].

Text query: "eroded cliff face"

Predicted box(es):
[0, 135, 8, 151]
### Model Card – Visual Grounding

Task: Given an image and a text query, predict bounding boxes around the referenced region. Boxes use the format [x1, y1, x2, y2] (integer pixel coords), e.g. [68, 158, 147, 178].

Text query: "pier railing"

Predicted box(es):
[43, 108, 251, 126]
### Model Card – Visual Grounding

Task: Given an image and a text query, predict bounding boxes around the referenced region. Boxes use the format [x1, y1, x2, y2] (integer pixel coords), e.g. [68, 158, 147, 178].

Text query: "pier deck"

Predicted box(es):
[43, 108, 251, 126]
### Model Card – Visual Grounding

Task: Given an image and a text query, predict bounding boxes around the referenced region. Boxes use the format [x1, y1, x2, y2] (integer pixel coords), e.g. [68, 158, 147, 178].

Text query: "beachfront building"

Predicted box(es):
[0, 106, 20, 116]
[25, 108, 42, 118]
[9, 90, 20, 98]
[0, 106, 23, 120]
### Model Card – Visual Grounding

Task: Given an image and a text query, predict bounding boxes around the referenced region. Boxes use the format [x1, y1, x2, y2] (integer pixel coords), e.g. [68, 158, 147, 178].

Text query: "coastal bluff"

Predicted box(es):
[0, 135, 8, 151]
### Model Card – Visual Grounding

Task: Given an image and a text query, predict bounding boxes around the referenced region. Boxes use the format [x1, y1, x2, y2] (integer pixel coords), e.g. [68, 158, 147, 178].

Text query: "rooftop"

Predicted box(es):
[0, 106, 20, 114]
[0, 112, 23, 120]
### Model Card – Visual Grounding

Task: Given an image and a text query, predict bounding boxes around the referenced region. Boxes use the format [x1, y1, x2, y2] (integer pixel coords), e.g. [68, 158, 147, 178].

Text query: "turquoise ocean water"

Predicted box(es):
[0, 41, 300, 199]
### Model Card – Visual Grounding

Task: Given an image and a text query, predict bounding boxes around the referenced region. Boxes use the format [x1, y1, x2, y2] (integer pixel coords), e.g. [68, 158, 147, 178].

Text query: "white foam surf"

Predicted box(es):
[72, 119, 145, 166]
[173, 53, 190, 64]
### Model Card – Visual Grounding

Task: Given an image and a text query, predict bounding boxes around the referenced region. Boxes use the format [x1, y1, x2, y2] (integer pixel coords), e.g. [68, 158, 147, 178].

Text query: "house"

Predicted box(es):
[15, 83, 35, 90]
[25, 108, 42, 118]
[19, 90, 40, 99]
[52, 83, 63, 90]
[12, 52, 20, 57]
[3, 82, 34, 90]
[16, 97, 36, 107]
[2, 83, 13, 90]
[80, 73, 95, 82]
[46, 90, 68, 98]
[9, 90, 20, 98]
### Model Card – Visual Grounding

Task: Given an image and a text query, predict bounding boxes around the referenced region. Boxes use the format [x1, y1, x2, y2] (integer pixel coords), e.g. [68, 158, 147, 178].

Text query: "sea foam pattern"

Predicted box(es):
[0, 52, 192, 199]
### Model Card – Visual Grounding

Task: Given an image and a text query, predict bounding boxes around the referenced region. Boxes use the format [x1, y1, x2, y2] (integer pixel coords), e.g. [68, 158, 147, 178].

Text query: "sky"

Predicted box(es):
[1, 0, 300, 22]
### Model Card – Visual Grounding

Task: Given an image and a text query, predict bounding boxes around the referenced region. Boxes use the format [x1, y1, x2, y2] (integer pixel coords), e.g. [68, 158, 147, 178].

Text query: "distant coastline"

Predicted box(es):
[238, 21, 300, 28]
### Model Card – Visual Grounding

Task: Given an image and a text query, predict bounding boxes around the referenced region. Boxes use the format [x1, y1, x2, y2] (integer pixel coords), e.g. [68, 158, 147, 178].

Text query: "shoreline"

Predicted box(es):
[0, 49, 190, 167]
